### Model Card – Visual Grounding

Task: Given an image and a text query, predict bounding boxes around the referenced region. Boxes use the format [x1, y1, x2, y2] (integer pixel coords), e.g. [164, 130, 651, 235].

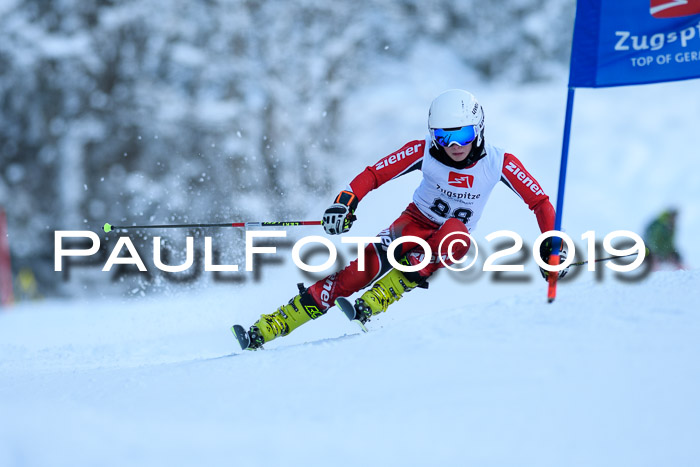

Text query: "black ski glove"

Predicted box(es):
[323, 190, 358, 235]
[539, 237, 569, 281]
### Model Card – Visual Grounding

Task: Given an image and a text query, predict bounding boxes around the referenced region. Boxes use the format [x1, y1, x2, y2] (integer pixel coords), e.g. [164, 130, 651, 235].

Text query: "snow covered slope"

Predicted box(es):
[1, 269, 699, 466]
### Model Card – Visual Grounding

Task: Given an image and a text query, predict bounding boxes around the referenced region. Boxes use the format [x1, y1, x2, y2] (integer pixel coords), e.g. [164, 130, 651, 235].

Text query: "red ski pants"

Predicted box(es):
[307, 203, 471, 310]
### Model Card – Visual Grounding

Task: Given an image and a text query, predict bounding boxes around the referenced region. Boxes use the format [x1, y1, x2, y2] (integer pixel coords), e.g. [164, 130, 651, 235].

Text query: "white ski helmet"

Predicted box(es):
[428, 89, 485, 147]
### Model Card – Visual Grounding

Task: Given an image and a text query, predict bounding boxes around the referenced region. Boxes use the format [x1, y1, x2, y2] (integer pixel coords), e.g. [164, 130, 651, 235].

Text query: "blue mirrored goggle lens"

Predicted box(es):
[433, 126, 477, 147]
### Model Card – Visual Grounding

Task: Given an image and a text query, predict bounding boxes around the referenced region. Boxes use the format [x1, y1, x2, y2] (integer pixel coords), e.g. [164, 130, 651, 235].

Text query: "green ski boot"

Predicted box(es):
[354, 268, 420, 324]
[242, 284, 324, 350]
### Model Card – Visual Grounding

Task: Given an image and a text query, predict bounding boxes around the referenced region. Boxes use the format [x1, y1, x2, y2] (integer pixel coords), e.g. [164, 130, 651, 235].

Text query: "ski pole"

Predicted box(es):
[103, 220, 322, 233]
[567, 248, 648, 268]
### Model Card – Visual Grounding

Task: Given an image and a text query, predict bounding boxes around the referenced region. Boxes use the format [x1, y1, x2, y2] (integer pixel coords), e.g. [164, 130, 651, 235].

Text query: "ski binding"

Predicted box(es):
[335, 297, 369, 333]
[231, 324, 263, 350]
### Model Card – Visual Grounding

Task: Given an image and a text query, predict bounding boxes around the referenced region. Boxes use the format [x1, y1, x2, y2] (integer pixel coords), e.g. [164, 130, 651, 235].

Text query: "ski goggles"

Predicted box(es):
[431, 125, 477, 147]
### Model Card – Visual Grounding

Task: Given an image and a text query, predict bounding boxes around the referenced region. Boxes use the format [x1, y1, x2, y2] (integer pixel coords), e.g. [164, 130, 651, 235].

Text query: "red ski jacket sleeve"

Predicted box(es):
[500, 152, 555, 233]
[347, 140, 426, 201]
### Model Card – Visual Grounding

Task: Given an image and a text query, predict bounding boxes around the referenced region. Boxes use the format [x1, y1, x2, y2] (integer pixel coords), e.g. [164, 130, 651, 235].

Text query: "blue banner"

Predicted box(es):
[570, 0, 700, 87]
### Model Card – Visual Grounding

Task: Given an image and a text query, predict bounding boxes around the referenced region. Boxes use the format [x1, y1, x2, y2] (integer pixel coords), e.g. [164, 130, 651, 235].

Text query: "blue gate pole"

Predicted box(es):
[553, 86, 576, 255]
[547, 87, 576, 303]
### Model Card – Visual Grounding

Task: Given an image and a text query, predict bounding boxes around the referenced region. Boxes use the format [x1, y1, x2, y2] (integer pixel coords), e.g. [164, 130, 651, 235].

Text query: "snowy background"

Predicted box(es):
[1, 0, 575, 297]
[2, 1, 700, 466]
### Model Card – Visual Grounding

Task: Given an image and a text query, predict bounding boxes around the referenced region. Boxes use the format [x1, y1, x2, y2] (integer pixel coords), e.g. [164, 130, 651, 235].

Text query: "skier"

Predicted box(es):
[234, 89, 567, 350]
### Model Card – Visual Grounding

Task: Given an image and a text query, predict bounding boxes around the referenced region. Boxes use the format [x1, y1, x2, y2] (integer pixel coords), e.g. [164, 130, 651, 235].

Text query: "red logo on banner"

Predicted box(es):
[448, 172, 474, 188]
[651, 0, 700, 18]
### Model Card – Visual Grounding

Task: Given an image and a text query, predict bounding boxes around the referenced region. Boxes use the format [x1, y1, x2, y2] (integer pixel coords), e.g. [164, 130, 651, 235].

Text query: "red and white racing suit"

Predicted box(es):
[307, 137, 556, 310]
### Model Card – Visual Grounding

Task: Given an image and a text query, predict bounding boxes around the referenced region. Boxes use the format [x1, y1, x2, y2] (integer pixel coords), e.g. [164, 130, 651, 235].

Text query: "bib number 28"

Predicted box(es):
[429, 198, 473, 224]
